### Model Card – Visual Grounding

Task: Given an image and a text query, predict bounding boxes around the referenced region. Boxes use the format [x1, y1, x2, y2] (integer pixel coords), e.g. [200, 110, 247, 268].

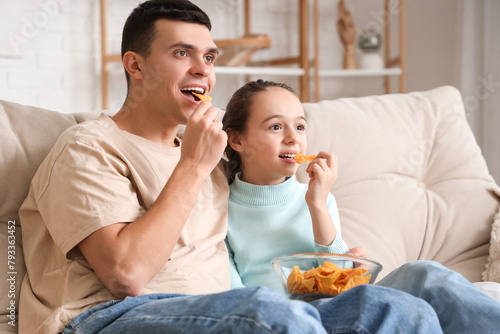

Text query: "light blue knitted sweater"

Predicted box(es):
[226, 173, 349, 294]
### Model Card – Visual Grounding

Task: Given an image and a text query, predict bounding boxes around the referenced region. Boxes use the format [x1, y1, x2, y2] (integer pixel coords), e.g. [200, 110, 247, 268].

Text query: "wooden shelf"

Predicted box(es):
[214, 66, 305, 76]
[319, 68, 402, 78]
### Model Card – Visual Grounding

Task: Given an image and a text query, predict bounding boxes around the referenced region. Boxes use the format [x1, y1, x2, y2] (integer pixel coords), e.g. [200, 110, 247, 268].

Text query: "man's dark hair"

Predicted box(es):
[121, 0, 212, 90]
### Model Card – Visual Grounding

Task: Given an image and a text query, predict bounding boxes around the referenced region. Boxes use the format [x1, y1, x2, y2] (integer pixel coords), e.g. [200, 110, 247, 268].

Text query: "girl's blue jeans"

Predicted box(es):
[60, 261, 500, 334]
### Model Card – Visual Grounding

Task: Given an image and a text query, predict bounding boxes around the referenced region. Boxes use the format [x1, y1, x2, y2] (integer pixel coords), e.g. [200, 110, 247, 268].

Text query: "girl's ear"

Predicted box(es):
[227, 129, 245, 152]
[122, 51, 144, 80]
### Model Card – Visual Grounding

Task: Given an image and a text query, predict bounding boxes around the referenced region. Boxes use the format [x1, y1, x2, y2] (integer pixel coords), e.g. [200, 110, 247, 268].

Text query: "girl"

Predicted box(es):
[221, 80, 500, 334]
[222, 80, 350, 292]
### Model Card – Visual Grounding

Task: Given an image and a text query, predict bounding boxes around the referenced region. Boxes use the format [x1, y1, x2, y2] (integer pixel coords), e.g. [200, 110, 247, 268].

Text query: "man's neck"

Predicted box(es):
[111, 105, 180, 147]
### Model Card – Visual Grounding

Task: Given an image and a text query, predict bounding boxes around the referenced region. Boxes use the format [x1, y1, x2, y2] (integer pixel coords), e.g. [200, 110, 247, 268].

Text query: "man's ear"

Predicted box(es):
[227, 129, 245, 152]
[122, 51, 144, 80]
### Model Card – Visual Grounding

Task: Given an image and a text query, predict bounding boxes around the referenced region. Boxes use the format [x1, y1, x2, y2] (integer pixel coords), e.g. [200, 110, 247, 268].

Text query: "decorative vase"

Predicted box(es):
[359, 52, 384, 70]
[358, 29, 383, 70]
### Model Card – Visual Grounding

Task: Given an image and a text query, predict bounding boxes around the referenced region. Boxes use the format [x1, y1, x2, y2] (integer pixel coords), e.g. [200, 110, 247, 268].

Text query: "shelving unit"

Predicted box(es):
[213, 0, 311, 102]
[211, 0, 313, 102]
[99, 0, 117, 110]
[98, 0, 311, 108]
[99, 0, 404, 107]
[312, 0, 405, 101]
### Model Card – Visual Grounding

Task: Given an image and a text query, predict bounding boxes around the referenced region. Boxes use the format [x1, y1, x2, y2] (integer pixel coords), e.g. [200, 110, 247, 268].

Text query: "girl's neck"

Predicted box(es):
[240, 171, 287, 186]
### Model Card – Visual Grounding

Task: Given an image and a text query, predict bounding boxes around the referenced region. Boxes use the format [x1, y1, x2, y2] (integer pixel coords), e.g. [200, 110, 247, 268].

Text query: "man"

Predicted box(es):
[19, 1, 327, 332]
[22, 1, 495, 333]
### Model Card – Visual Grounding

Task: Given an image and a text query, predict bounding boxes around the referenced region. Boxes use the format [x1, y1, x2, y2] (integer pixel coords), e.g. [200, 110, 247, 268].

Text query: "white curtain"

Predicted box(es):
[456, 0, 500, 184]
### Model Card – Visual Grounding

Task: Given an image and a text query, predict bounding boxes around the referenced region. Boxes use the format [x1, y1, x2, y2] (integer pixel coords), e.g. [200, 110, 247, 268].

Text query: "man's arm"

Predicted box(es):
[78, 103, 227, 299]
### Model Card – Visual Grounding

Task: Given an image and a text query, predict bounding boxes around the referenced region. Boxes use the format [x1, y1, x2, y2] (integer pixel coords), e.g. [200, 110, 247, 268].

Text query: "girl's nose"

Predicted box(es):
[285, 131, 298, 144]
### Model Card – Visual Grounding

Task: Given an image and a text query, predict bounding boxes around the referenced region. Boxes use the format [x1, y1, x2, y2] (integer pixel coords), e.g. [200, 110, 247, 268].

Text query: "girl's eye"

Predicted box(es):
[270, 124, 282, 130]
[296, 124, 306, 131]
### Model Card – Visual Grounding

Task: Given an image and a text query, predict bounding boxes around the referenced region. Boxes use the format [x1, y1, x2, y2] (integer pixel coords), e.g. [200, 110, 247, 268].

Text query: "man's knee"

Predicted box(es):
[357, 285, 441, 332]
[237, 286, 325, 332]
[316, 285, 441, 333]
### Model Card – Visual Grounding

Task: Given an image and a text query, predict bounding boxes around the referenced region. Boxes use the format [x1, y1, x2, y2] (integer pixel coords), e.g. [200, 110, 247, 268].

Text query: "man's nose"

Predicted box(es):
[191, 57, 211, 77]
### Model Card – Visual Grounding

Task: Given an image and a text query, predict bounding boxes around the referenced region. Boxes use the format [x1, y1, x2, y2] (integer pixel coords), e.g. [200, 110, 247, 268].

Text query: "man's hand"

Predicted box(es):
[180, 101, 227, 176]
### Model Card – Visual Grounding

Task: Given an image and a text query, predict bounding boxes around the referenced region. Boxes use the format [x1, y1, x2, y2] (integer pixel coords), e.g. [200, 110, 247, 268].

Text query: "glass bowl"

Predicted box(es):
[271, 253, 383, 301]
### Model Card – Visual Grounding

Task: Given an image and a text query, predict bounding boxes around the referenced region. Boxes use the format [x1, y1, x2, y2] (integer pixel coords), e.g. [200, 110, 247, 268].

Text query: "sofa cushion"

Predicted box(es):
[483, 187, 500, 282]
[296, 86, 500, 281]
[0, 99, 98, 330]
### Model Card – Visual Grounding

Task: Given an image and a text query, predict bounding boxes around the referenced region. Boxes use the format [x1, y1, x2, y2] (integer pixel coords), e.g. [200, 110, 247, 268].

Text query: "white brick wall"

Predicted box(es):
[0, 0, 99, 113]
[0, 0, 458, 113]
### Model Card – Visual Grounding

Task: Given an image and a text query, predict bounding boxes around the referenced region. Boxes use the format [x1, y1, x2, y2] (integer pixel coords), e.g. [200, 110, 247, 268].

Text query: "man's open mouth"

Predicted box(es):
[181, 87, 205, 101]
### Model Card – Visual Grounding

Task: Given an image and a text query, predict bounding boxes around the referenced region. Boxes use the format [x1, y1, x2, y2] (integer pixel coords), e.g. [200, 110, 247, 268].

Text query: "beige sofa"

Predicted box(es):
[1, 86, 500, 332]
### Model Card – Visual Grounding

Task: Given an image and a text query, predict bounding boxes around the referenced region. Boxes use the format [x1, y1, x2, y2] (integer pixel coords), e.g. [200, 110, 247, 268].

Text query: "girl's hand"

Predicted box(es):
[347, 247, 368, 269]
[347, 246, 367, 258]
[305, 151, 338, 206]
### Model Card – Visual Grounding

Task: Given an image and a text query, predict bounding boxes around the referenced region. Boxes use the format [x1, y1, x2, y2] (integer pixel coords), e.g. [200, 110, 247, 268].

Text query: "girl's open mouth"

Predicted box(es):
[279, 153, 296, 160]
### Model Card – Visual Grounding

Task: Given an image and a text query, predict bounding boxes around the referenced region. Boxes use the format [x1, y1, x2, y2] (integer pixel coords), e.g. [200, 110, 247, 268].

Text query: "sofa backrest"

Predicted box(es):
[296, 85, 499, 282]
[0, 99, 99, 331]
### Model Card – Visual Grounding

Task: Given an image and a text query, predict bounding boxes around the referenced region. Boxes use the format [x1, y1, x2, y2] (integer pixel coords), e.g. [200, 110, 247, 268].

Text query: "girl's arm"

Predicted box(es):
[305, 152, 340, 247]
[313, 194, 349, 254]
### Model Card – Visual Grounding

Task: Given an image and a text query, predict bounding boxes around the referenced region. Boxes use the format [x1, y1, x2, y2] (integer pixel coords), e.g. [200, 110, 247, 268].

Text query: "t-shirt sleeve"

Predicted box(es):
[36, 137, 146, 257]
[314, 193, 350, 254]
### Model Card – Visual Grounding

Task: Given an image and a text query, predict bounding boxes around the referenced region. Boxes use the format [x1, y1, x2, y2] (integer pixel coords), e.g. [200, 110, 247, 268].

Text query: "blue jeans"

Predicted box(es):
[60, 261, 499, 334]
[376, 261, 500, 333]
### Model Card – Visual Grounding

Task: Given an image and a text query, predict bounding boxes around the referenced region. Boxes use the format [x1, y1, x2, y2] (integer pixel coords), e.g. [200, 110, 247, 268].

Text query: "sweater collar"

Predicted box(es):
[230, 173, 300, 206]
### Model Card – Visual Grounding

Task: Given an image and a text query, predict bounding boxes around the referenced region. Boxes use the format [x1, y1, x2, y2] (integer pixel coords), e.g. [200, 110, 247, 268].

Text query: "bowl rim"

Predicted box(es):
[271, 253, 383, 270]
[271, 253, 383, 299]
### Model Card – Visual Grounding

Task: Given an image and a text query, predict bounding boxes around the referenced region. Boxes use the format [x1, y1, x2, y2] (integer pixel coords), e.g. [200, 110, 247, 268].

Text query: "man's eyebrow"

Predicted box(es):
[169, 42, 219, 55]
[209, 47, 220, 56]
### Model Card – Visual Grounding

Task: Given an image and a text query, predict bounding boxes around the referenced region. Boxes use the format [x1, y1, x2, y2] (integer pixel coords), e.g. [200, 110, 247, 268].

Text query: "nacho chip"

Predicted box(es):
[294, 153, 316, 164]
[192, 92, 212, 102]
[287, 261, 371, 296]
[301, 278, 316, 291]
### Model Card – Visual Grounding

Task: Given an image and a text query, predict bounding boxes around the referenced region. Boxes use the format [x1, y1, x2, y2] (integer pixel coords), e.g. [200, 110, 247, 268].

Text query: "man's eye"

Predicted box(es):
[205, 54, 216, 63]
[176, 50, 187, 57]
